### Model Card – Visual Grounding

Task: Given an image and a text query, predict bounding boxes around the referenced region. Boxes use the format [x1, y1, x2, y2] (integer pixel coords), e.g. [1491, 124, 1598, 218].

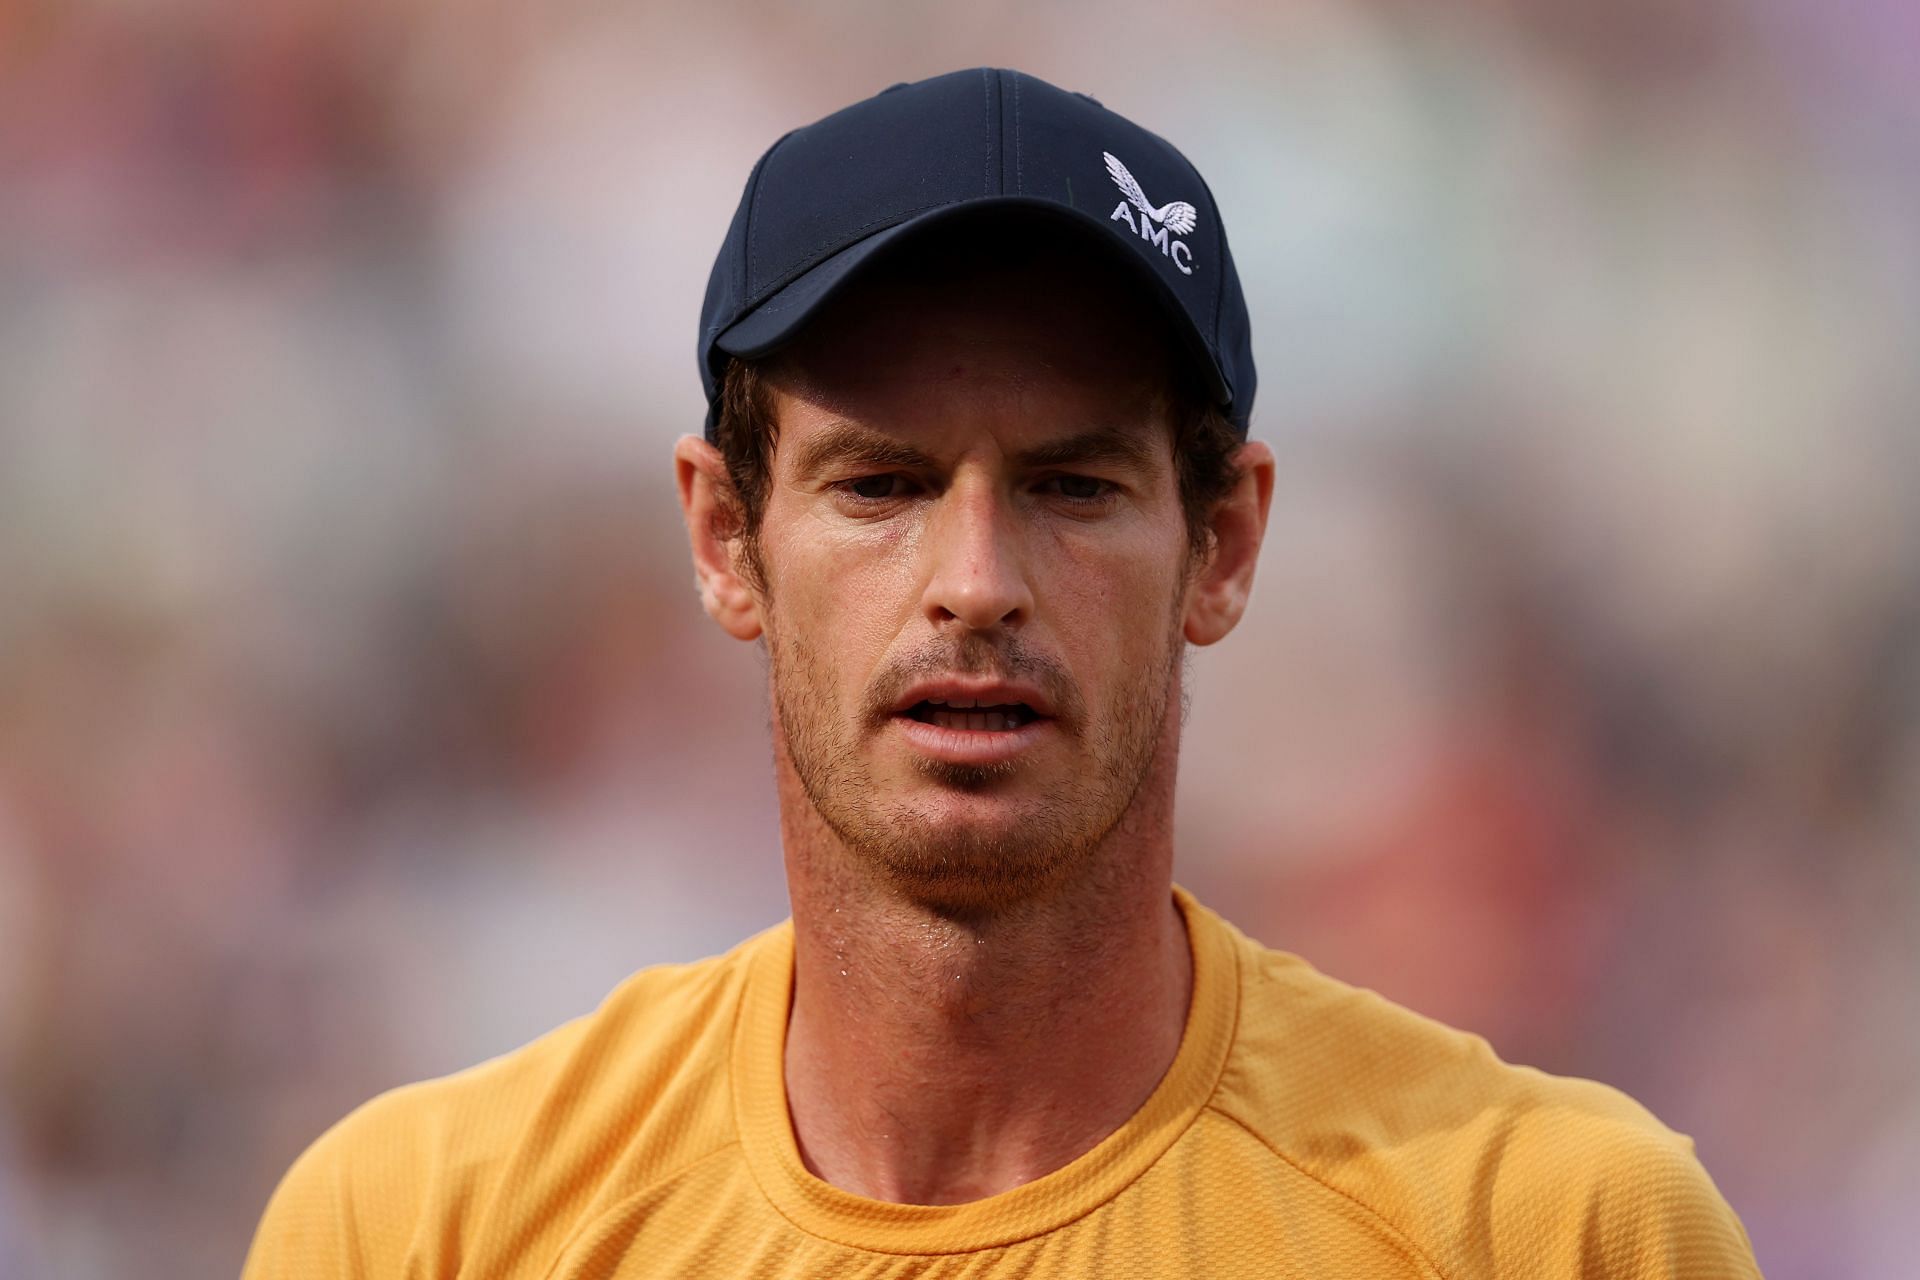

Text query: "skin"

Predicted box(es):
[675, 240, 1275, 1205]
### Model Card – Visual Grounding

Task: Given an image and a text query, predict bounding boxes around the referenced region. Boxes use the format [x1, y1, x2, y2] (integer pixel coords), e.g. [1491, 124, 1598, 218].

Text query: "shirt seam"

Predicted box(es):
[739, 1113, 1224, 1260]
[538, 1139, 744, 1280]
[1204, 1104, 1451, 1280]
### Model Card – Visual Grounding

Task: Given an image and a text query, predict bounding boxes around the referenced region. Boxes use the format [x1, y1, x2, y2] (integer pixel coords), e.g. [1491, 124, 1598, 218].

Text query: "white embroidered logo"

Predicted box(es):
[1103, 151, 1197, 275]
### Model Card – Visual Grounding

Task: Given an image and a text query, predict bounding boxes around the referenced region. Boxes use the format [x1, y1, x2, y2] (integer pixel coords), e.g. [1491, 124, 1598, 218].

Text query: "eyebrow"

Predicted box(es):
[789, 420, 1163, 480]
[1012, 424, 1161, 474]
[790, 422, 939, 480]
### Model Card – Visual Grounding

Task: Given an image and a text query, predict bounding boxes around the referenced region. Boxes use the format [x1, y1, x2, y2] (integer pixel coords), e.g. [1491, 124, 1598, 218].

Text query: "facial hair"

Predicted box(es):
[766, 609, 1185, 917]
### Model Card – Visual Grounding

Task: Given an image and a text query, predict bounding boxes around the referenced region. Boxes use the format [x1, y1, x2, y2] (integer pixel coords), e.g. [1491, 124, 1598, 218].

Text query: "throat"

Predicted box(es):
[781, 887, 1194, 1204]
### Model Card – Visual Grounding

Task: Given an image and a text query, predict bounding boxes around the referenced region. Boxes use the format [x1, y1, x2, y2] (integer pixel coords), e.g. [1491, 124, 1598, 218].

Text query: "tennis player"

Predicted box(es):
[243, 68, 1763, 1277]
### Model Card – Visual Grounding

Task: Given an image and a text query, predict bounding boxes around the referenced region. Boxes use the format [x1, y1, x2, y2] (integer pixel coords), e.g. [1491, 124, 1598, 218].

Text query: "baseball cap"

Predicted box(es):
[697, 67, 1256, 438]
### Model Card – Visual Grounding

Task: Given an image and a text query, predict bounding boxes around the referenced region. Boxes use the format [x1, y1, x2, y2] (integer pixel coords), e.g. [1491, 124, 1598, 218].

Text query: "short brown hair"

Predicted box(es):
[709, 356, 1243, 592]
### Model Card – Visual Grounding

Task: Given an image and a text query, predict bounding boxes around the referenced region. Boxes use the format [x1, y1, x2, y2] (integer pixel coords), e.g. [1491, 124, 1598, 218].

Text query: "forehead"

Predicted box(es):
[765, 225, 1181, 448]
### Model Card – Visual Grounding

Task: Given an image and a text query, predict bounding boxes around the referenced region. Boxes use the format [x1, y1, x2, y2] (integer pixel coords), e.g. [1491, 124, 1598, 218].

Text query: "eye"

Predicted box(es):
[1040, 474, 1116, 502]
[839, 473, 915, 501]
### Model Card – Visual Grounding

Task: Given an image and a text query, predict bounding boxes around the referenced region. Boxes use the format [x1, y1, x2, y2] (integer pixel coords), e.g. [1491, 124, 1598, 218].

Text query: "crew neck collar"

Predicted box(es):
[730, 885, 1241, 1254]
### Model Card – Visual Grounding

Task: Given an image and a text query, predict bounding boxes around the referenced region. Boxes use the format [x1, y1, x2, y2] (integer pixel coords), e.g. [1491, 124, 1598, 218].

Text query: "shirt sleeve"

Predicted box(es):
[240, 1093, 434, 1279]
[242, 1136, 362, 1278]
[1492, 1113, 1764, 1279]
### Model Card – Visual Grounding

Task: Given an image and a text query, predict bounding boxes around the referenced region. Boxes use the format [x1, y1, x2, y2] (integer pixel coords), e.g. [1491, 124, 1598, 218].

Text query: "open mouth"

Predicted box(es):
[903, 698, 1041, 732]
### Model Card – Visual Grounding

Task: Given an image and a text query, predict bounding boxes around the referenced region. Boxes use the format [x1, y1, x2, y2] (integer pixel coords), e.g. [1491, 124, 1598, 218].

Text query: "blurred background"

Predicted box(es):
[2, 0, 1916, 1274]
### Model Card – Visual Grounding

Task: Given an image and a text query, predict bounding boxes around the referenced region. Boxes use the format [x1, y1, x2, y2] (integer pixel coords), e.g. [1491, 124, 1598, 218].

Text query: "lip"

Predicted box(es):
[890, 714, 1056, 767]
[888, 677, 1057, 719]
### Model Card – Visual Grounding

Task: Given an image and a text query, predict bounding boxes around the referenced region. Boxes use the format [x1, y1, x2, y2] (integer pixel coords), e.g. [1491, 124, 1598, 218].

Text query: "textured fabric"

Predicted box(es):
[243, 888, 1763, 1277]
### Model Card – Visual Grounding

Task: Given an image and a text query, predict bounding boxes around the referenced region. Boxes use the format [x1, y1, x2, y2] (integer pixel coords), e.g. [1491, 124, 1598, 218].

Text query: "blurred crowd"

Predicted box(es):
[1, 0, 1916, 1275]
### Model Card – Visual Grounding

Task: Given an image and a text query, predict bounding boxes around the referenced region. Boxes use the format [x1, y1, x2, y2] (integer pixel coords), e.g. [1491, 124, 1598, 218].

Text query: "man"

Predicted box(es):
[244, 68, 1762, 1276]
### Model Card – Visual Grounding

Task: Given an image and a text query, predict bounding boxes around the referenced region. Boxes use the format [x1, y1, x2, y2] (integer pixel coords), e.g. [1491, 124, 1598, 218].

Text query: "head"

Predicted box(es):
[677, 221, 1274, 916]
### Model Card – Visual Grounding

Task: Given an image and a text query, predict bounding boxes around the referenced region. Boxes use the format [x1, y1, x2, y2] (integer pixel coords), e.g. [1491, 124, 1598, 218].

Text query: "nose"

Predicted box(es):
[920, 476, 1032, 632]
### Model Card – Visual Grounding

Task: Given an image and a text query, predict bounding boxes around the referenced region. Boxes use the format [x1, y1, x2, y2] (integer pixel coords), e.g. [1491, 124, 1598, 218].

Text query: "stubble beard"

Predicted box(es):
[767, 612, 1184, 916]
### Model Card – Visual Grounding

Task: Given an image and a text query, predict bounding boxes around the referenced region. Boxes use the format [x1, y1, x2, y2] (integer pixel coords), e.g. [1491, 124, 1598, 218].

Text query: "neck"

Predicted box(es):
[776, 746, 1193, 1206]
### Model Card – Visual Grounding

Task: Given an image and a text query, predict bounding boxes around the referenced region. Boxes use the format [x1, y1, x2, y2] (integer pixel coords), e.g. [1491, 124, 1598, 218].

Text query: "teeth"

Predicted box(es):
[921, 710, 1029, 729]
[926, 708, 1021, 731]
[921, 695, 1032, 711]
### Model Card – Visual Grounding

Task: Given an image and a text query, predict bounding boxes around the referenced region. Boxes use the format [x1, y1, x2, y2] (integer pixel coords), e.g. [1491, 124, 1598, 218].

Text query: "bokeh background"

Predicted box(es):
[3, 0, 1917, 1275]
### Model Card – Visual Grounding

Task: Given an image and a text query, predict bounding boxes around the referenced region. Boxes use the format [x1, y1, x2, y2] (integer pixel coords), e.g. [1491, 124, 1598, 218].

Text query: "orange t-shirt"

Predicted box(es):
[243, 888, 1762, 1277]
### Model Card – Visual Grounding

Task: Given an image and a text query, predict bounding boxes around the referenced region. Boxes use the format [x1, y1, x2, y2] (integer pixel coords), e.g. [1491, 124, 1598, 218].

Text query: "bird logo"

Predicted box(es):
[1102, 151, 1198, 236]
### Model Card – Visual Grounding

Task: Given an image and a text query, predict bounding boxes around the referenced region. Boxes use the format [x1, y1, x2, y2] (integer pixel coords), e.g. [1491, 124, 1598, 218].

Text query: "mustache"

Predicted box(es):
[863, 633, 1085, 729]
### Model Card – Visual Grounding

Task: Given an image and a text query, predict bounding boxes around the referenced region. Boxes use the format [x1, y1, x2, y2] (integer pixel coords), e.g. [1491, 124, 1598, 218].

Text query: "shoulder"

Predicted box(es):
[242, 925, 779, 1277]
[1202, 912, 1760, 1278]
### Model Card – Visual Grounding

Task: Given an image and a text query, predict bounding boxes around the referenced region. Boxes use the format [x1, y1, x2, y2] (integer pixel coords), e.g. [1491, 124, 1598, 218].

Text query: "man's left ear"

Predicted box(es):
[1183, 441, 1276, 646]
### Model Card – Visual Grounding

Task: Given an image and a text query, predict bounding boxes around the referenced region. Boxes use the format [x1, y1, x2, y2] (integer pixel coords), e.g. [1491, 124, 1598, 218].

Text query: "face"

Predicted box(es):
[736, 242, 1197, 915]
[677, 226, 1283, 916]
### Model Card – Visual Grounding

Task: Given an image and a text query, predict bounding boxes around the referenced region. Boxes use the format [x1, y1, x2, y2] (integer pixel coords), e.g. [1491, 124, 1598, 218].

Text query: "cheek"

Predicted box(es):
[1035, 522, 1186, 669]
[766, 515, 923, 698]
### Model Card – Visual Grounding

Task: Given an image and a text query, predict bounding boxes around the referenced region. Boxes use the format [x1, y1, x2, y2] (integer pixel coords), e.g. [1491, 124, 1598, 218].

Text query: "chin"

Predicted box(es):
[872, 843, 1077, 918]
[910, 757, 1022, 790]
[846, 793, 1099, 916]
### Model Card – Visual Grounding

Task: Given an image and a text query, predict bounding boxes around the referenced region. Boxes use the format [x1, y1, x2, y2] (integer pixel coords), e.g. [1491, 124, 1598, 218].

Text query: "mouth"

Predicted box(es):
[901, 697, 1043, 733]
[886, 684, 1058, 768]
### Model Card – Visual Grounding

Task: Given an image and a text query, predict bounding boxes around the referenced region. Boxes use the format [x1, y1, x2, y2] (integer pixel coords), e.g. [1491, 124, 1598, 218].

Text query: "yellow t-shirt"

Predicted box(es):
[243, 888, 1762, 1277]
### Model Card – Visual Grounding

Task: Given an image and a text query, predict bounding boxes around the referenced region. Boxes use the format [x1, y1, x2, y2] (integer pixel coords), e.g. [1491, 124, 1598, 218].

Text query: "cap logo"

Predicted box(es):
[1102, 151, 1196, 276]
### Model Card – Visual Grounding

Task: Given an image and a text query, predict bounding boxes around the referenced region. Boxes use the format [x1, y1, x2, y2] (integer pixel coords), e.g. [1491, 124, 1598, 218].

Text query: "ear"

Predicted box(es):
[1183, 441, 1276, 646]
[674, 434, 765, 642]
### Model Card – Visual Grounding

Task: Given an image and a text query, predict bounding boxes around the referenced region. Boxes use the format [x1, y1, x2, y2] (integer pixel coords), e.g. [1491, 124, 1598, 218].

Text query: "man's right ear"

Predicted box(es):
[674, 435, 764, 641]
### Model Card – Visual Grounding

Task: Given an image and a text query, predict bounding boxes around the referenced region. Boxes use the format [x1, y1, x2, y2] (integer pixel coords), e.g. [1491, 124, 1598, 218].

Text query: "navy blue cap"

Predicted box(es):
[698, 67, 1256, 438]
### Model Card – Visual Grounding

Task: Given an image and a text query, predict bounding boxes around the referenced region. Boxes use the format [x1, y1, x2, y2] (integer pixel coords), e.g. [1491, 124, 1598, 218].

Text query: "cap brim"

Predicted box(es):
[712, 196, 1232, 407]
